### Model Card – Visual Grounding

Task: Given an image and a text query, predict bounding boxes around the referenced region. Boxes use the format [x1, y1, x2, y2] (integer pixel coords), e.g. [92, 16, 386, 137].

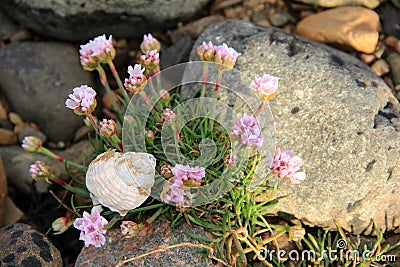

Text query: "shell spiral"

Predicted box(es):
[86, 150, 156, 216]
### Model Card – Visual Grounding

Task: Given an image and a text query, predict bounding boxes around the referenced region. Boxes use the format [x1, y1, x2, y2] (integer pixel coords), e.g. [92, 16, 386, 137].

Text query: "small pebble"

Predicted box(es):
[384, 76, 395, 91]
[251, 11, 268, 23]
[385, 35, 399, 50]
[359, 53, 375, 64]
[373, 42, 386, 59]
[371, 59, 390, 76]
[8, 112, 23, 124]
[269, 13, 289, 27]
[257, 19, 271, 27]
[386, 52, 400, 86]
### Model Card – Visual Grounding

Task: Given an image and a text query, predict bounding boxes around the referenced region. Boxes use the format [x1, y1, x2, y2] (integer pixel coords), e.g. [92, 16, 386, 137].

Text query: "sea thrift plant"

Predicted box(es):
[250, 73, 279, 101]
[23, 32, 312, 264]
[73, 207, 108, 248]
[79, 35, 115, 71]
[269, 148, 306, 184]
[230, 113, 264, 148]
[140, 33, 161, 53]
[65, 85, 97, 115]
[124, 64, 147, 94]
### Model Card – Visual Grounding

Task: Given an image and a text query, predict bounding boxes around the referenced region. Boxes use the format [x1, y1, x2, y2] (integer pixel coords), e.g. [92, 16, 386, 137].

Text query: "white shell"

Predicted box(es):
[86, 150, 156, 216]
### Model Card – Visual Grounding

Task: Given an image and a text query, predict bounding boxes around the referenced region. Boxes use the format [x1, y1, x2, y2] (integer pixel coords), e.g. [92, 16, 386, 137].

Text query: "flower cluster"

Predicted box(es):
[250, 74, 279, 101]
[140, 49, 160, 71]
[172, 164, 206, 183]
[29, 160, 51, 182]
[79, 35, 115, 71]
[269, 149, 306, 184]
[65, 85, 97, 116]
[196, 41, 240, 71]
[215, 43, 241, 71]
[140, 33, 161, 53]
[73, 207, 108, 248]
[124, 64, 147, 94]
[161, 164, 206, 206]
[161, 108, 177, 124]
[231, 113, 264, 148]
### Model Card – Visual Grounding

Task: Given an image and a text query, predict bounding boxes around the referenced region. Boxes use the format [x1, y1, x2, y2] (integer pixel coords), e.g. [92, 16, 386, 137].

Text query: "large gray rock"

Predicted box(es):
[190, 20, 400, 234]
[1, 0, 210, 41]
[75, 217, 214, 266]
[0, 42, 95, 142]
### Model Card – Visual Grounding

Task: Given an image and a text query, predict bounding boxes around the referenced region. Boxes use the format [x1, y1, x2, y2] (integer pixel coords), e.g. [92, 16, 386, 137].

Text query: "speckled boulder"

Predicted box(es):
[0, 223, 62, 266]
[75, 218, 214, 266]
[1, 0, 211, 41]
[190, 20, 400, 234]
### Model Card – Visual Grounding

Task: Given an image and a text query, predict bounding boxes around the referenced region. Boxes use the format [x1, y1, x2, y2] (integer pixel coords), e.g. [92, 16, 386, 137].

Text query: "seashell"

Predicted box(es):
[86, 150, 156, 216]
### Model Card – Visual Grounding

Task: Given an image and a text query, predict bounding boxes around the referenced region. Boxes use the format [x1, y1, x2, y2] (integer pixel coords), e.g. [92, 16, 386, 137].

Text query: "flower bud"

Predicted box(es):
[52, 217, 73, 235]
[99, 119, 117, 137]
[22, 136, 43, 153]
[140, 34, 161, 53]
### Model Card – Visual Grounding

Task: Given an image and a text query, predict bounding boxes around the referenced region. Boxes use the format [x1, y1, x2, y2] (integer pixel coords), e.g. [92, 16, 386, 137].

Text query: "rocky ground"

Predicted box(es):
[0, 0, 400, 266]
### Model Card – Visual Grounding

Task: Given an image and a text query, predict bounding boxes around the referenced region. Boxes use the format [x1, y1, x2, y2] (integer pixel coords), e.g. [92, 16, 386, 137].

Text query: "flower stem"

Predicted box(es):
[107, 59, 131, 103]
[97, 65, 123, 122]
[200, 62, 209, 98]
[215, 69, 224, 92]
[154, 66, 162, 90]
[50, 175, 90, 197]
[255, 100, 266, 117]
[39, 147, 64, 162]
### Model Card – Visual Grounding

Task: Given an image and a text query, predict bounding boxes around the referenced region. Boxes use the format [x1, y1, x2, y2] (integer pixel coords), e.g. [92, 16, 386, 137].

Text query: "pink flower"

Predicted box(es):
[74, 207, 108, 247]
[140, 33, 161, 53]
[87, 232, 106, 248]
[80, 35, 115, 71]
[124, 64, 147, 94]
[22, 136, 42, 152]
[230, 113, 264, 148]
[196, 41, 216, 62]
[161, 179, 187, 205]
[269, 149, 306, 184]
[99, 119, 117, 136]
[29, 161, 51, 182]
[172, 164, 206, 182]
[140, 49, 160, 71]
[65, 85, 97, 115]
[250, 74, 279, 101]
[161, 108, 177, 124]
[214, 43, 240, 71]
